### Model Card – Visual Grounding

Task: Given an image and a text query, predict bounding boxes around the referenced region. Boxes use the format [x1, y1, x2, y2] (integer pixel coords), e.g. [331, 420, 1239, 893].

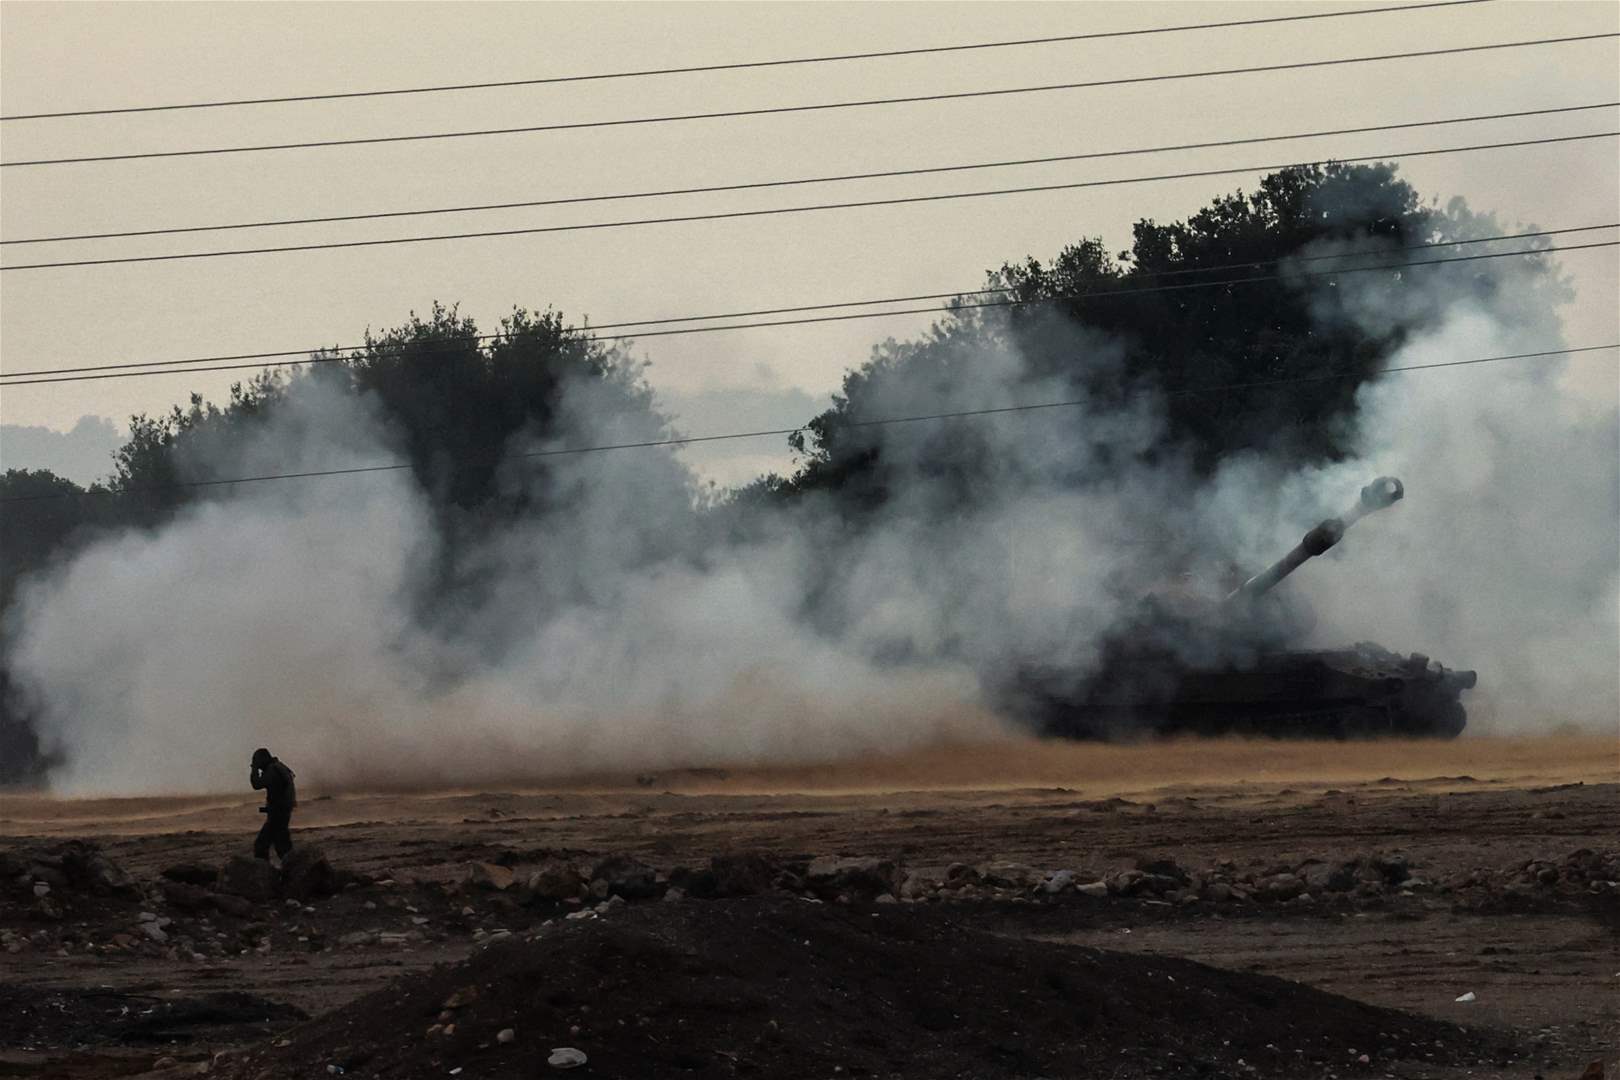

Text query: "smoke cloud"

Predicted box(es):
[5, 216, 1615, 795]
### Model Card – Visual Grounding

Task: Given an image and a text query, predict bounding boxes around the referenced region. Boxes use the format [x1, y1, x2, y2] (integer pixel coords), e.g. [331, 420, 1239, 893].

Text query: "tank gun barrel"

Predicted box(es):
[1225, 476, 1404, 604]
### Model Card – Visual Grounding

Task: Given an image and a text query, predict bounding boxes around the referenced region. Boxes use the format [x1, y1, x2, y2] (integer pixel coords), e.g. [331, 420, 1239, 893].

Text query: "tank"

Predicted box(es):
[1002, 477, 1477, 739]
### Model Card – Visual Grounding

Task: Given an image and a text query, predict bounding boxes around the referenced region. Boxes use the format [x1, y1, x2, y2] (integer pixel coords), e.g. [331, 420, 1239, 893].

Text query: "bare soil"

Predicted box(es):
[1, 735, 1615, 1080]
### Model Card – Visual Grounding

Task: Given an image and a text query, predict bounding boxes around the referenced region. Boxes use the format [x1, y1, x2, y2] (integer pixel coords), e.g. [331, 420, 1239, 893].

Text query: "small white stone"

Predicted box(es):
[548, 1047, 587, 1069]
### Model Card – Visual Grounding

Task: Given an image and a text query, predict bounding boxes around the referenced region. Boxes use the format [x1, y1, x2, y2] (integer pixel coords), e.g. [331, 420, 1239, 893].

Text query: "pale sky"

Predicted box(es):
[2, 0, 1616, 486]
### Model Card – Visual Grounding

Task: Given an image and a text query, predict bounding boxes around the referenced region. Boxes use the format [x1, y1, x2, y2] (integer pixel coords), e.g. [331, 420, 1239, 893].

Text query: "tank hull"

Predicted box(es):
[1009, 642, 1474, 740]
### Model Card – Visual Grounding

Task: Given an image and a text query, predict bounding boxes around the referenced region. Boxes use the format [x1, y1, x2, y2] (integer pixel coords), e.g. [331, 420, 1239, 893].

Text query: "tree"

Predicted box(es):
[341, 303, 670, 515]
[783, 162, 1568, 504]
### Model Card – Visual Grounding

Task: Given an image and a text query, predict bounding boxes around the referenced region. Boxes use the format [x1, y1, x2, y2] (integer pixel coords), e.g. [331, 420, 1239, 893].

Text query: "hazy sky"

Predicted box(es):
[2, 0, 1616, 485]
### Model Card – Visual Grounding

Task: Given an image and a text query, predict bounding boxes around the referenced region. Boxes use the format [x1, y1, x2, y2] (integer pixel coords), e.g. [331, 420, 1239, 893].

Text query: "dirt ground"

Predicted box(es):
[1, 734, 1615, 1079]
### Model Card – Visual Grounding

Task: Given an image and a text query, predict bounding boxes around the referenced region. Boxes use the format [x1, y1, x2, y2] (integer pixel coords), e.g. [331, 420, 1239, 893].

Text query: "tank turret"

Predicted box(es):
[999, 476, 1476, 740]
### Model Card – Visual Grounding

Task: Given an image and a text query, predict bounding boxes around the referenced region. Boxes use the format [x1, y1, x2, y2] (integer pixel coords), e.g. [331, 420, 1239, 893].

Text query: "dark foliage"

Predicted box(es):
[781, 163, 1565, 508]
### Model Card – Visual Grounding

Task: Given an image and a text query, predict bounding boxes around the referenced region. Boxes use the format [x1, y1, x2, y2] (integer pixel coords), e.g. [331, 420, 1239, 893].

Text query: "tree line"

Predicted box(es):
[0, 163, 1565, 782]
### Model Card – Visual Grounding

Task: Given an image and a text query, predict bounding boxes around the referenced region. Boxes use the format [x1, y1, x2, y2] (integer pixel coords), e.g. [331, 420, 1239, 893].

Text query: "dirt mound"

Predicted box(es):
[220, 898, 1510, 1080]
[0, 985, 305, 1051]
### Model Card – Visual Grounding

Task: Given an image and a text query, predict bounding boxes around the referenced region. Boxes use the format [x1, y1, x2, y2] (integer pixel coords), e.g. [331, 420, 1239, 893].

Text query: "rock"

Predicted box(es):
[548, 1047, 588, 1069]
[666, 866, 718, 898]
[524, 860, 583, 902]
[709, 852, 777, 896]
[1204, 882, 1234, 902]
[465, 863, 515, 891]
[1299, 860, 1355, 894]
[1370, 853, 1411, 884]
[161, 880, 217, 912]
[898, 871, 935, 900]
[212, 894, 255, 919]
[32, 883, 50, 898]
[282, 847, 339, 899]
[162, 864, 219, 887]
[590, 854, 660, 900]
[944, 863, 980, 886]
[1134, 856, 1188, 882]
[139, 921, 170, 943]
[338, 930, 376, 947]
[1258, 873, 1306, 902]
[442, 987, 478, 1009]
[1075, 880, 1109, 899]
[1106, 870, 1147, 897]
[1454, 991, 1476, 1003]
[1042, 870, 1076, 895]
[1139, 874, 1182, 896]
[59, 842, 138, 897]
[220, 856, 279, 902]
[979, 862, 1039, 890]
[807, 856, 900, 900]
[497, 1028, 515, 1044]
[27, 862, 69, 889]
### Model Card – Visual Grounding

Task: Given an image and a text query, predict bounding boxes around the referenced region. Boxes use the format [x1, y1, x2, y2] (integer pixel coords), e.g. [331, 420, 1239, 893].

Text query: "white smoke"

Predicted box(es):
[6, 212, 1615, 795]
[1201, 225, 1619, 730]
[1283, 327, 1619, 731]
[5, 370, 998, 795]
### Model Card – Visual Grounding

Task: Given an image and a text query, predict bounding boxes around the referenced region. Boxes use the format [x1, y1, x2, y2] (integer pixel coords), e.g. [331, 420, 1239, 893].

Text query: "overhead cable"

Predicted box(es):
[3, 131, 1614, 272]
[3, 33, 1612, 168]
[3, 222, 1611, 379]
[6, 221, 1608, 379]
[0, 1, 1493, 122]
[6, 102, 1613, 246]
[2, 343, 1613, 505]
[5, 237, 1613, 386]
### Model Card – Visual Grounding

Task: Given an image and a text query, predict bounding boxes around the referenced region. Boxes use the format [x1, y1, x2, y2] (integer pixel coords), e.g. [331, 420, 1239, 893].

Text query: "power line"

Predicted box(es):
[4, 131, 1613, 272]
[2, 343, 1612, 505]
[6, 237, 1613, 387]
[0, 1, 1493, 122]
[4, 231, 1610, 381]
[7, 221, 1606, 380]
[7, 102, 1613, 247]
[4, 33, 1611, 169]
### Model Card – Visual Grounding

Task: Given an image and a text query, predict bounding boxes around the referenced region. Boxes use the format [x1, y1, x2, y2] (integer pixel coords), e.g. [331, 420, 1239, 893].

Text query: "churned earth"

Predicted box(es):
[0, 734, 1614, 1080]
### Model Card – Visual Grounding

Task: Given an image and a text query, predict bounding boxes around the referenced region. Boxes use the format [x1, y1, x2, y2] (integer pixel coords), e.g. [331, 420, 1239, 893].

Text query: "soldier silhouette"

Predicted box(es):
[249, 747, 297, 862]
